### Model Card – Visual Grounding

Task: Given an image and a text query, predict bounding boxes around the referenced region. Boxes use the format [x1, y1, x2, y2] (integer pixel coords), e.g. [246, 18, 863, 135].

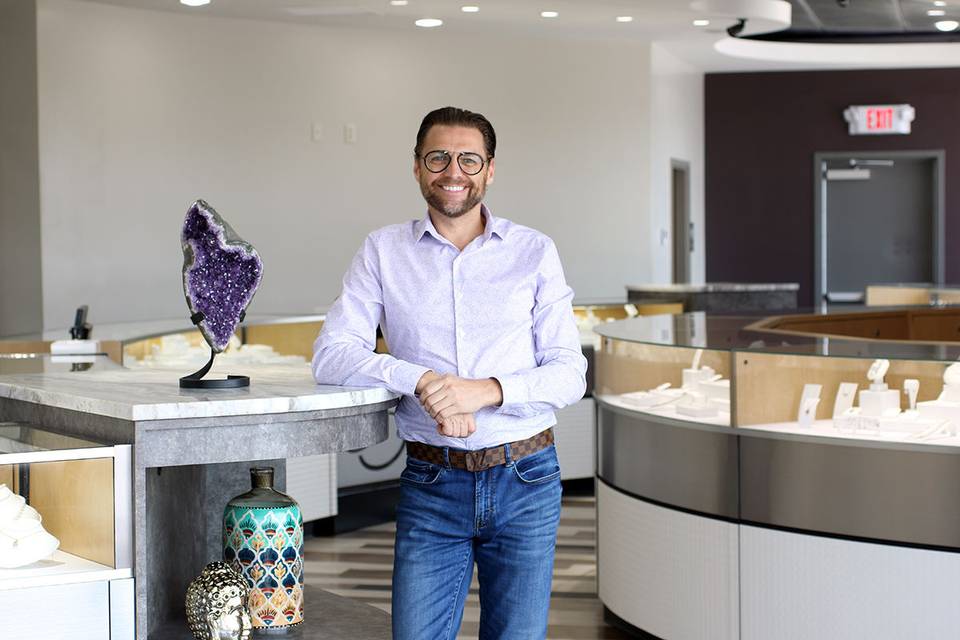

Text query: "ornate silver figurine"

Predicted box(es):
[185, 562, 253, 640]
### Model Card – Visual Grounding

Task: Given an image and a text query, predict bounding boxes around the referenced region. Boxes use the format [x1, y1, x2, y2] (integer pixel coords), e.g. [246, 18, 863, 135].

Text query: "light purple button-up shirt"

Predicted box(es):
[312, 205, 587, 450]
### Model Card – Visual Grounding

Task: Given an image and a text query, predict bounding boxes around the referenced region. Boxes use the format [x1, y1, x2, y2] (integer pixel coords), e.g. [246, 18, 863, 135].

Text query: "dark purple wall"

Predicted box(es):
[705, 68, 960, 306]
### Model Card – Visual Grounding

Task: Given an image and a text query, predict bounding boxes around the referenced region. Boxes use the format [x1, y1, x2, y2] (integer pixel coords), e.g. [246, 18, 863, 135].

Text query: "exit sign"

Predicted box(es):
[844, 104, 915, 135]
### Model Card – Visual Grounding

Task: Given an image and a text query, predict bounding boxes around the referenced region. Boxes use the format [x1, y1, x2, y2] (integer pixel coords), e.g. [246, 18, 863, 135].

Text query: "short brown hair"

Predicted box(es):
[414, 107, 496, 159]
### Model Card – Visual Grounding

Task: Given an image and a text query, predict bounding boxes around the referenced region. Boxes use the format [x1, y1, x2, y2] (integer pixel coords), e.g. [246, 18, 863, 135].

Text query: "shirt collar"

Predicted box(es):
[413, 204, 507, 244]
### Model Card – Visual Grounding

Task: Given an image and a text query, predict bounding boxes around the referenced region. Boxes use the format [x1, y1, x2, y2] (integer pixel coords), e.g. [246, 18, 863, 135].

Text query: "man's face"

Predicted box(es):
[414, 125, 495, 219]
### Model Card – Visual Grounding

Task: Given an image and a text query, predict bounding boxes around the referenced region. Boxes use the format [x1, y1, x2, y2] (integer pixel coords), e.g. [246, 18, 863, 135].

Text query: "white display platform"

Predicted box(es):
[599, 393, 730, 427]
[743, 419, 960, 447]
[0, 549, 131, 591]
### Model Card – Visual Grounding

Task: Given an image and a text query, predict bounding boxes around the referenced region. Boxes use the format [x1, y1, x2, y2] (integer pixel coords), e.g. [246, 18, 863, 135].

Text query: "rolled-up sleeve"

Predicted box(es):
[494, 240, 587, 418]
[312, 236, 429, 396]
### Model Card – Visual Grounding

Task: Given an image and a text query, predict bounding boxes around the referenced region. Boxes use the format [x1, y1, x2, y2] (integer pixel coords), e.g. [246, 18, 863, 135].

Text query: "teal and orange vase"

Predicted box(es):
[223, 467, 304, 632]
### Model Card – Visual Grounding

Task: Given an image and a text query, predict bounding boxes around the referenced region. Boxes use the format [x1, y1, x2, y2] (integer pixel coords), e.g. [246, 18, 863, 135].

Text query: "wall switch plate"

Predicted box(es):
[311, 123, 323, 142]
[344, 123, 357, 144]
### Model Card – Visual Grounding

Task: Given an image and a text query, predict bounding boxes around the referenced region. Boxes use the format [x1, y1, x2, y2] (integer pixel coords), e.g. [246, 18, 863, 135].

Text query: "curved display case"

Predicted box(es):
[595, 312, 960, 640]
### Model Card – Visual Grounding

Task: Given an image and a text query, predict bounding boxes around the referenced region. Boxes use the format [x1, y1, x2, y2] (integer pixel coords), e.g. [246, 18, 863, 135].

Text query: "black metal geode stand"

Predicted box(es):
[179, 311, 250, 389]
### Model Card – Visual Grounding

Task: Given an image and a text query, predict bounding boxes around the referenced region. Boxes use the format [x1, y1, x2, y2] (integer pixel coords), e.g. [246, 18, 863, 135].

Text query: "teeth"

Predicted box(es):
[442, 186, 465, 192]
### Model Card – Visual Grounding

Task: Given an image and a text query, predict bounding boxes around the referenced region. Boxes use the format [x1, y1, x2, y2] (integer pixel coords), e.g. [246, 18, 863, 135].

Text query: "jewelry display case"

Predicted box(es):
[594, 311, 960, 640]
[0, 423, 133, 640]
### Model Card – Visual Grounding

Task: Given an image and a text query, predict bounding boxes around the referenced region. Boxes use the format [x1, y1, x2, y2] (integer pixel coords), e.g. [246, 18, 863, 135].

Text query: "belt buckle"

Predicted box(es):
[464, 449, 486, 472]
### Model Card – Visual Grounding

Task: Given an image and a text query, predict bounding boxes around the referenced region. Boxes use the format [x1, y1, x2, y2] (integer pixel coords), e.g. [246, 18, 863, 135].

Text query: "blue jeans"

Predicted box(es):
[391, 441, 563, 640]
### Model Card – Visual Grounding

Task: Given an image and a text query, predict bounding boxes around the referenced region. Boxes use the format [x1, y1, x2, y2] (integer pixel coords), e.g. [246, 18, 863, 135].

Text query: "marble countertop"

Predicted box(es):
[625, 282, 799, 293]
[0, 362, 397, 421]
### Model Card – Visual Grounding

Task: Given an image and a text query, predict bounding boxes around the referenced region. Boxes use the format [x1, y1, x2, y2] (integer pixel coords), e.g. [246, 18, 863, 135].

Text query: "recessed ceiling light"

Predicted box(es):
[928, 8, 946, 15]
[180, 0, 210, 6]
[390, 0, 408, 5]
[415, 17, 442, 27]
[936, 19, 959, 30]
[461, 5, 479, 12]
[934, 1, 947, 6]
[616, 16, 633, 23]
[540, 10, 558, 18]
[693, 19, 710, 26]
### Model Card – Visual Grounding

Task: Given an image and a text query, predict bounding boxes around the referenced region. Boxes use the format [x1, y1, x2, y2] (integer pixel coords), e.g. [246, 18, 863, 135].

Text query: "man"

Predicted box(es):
[312, 106, 587, 640]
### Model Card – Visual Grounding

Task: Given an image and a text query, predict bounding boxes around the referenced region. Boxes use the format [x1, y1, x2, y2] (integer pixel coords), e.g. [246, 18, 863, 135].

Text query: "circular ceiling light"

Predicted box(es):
[180, 0, 210, 6]
[693, 19, 710, 26]
[540, 10, 559, 18]
[934, 1, 947, 6]
[936, 19, 960, 30]
[616, 16, 634, 23]
[390, 0, 408, 5]
[928, 8, 946, 16]
[461, 5, 479, 12]
[415, 17, 443, 27]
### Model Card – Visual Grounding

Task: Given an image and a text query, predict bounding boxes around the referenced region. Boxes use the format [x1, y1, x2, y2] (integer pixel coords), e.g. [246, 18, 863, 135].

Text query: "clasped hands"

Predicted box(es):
[415, 371, 503, 438]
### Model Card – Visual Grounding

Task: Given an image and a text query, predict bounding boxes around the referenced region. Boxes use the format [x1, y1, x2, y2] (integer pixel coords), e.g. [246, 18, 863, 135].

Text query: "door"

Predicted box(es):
[816, 152, 943, 305]
[672, 160, 691, 284]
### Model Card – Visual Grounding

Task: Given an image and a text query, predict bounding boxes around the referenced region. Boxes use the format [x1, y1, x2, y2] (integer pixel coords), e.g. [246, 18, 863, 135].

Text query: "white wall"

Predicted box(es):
[0, 0, 43, 336]
[648, 43, 705, 284]
[36, 0, 654, 329]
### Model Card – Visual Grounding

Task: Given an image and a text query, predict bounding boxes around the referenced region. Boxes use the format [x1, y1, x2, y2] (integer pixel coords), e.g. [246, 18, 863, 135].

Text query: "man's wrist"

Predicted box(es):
[486, 377, 503, 408]
[415, 370, 438, 396]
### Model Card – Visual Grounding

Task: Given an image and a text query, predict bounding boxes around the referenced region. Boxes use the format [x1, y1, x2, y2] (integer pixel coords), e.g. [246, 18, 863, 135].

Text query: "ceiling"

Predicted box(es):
[75, 0, 960, 70]
[752, 0, 960, 42]
[76, 0, 719, 40]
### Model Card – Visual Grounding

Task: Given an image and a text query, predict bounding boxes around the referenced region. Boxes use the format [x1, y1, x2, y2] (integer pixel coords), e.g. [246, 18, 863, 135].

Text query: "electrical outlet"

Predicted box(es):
[344, 123, 357, 144]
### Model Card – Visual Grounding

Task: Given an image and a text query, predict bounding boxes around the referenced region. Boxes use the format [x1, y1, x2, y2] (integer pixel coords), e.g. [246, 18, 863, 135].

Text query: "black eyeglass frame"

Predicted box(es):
[419, 150, 490, 176]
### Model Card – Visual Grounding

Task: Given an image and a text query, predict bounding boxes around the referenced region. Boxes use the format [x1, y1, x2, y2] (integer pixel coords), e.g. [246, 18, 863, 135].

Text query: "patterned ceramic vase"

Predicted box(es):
[223, 467, 304, 631]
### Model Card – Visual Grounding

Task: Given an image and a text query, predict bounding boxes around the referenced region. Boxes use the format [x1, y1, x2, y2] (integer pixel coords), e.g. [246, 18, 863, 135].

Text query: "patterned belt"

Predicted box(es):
[405, 428, 554, 472]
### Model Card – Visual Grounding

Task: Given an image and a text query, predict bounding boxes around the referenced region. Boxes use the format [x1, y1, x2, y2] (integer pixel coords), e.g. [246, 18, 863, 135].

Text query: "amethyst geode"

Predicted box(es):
[181, 200, 262, 353]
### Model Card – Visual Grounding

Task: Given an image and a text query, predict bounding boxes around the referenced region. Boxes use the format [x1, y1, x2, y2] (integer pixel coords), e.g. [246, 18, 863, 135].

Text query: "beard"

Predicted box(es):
[420, 178, 486, 218]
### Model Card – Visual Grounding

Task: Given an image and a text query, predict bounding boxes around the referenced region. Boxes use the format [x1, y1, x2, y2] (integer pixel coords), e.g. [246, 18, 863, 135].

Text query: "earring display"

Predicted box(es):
[797, 384, 822, 427]
[832, 382, 858, 418]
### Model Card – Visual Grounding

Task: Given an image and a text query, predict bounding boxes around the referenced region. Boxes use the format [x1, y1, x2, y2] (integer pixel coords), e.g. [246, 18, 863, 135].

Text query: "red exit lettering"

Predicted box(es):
[866, 108, 894, 130]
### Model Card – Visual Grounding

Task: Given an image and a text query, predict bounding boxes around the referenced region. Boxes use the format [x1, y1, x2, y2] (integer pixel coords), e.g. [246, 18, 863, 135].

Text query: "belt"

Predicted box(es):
[405, 428, 554, 472]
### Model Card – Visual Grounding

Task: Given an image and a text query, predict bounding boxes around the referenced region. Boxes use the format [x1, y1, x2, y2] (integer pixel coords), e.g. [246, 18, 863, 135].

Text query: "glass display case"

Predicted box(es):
[0, 423, 133, 640]
[594, 311, 960, 640]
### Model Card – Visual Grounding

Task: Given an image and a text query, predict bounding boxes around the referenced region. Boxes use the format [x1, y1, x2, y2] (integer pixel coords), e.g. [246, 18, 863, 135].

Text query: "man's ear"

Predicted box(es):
[485, 157, 495, 185]
[413, 157, 421, 182]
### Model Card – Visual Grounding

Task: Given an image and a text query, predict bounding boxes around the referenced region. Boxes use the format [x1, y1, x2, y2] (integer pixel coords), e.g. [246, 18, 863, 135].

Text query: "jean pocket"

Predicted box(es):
[512, 445, 561, 485]
[400, 457, 444, 485]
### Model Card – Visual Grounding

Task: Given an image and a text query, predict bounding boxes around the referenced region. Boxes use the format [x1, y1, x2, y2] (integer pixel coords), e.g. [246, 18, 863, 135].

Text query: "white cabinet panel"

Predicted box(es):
[1, 581, 110, 639]
[597, 481, 739, 640]
[285, 454, 337, 522]
[555, 397, 596, 480]
[741, 525, 960, 640]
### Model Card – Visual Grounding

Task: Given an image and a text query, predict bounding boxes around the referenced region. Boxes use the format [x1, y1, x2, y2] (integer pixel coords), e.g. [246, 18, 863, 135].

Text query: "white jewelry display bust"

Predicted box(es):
[0, 484, 60, 569]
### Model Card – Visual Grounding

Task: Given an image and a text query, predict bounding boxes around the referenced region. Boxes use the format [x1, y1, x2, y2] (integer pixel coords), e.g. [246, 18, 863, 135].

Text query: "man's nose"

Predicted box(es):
[441, 157, 466, 178]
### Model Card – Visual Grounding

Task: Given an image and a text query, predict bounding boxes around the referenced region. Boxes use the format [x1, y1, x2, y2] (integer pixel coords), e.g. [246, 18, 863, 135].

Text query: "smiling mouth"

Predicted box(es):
[439, 185, 467, 193]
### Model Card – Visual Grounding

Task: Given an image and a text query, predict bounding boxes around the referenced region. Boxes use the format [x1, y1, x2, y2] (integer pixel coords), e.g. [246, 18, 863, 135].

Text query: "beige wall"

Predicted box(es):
[0, 0, 43, 336]
[649, 44, 705, 285]
[35, 0, 659, 328]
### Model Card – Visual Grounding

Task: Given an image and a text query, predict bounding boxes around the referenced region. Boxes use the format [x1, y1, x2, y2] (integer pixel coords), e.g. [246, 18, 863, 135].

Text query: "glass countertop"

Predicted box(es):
[0, 423, 105, 455]
[594, 311, 960, 362]
[0, 354, 123, 376]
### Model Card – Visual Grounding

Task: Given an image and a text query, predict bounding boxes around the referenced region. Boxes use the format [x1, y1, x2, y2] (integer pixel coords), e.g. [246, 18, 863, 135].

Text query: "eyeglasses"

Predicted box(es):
[420, 150, 488, 175]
